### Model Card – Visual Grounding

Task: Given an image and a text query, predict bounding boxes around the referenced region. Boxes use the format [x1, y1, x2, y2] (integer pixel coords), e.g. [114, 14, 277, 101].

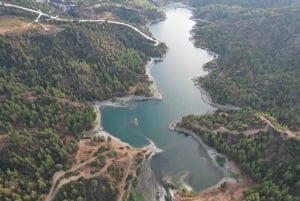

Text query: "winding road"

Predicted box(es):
[1, 2, 159, 45]
[117, 154, 133, 201]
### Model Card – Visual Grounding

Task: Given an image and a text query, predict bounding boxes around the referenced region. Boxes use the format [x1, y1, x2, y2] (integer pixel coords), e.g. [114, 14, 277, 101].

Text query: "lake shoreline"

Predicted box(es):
[98, 4, 234, 200]
[170, 127, 230, 176]
[170, 127, 252, 201]
[87, 55, 168, 200]
[89, 102, 167, 201]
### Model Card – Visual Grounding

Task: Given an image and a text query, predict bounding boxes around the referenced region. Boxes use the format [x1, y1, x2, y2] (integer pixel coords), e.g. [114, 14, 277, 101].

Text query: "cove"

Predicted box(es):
[101, 5, 225, 192]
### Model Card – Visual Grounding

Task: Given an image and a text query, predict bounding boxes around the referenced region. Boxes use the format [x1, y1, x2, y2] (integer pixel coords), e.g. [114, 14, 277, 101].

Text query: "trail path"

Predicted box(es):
[45, 153, 104, 201]
[259, 116, 299, 138]
[47, 160, 113, 201]
[117, 154, 132, 201]
[187, 115, 299, 138]
[190, 122, 269, 136]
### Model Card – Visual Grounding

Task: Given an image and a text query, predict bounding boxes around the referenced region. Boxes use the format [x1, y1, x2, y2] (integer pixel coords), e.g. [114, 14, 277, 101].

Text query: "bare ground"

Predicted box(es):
[44, 137, 142, 201]
[0, 16, 32, 34]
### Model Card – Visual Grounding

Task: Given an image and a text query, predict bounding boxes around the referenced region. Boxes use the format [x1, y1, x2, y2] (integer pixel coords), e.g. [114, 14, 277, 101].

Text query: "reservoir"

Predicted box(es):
[101, 5, 225, 192]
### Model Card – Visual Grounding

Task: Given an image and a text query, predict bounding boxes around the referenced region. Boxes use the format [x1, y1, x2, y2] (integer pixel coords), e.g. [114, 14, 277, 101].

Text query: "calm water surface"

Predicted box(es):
[101, 6, 224, 191]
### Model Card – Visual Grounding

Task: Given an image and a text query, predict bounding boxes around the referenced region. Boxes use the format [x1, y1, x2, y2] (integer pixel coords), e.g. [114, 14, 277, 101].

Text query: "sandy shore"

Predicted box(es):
[145, 58, 163, 100]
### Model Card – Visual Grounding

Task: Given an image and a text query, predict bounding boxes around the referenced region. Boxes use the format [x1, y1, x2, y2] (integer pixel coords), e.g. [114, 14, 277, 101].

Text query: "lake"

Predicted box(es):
[101, 5, 225, 192]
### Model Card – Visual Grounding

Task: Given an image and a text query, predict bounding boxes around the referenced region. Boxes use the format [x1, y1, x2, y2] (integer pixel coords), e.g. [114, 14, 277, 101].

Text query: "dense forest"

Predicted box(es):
[189, 0, 300, 8]
[189, 0, 300, 130]
[0, 23, 164, 101]
[0, 1, 165, 200]
[179, 112, 300, 201]
[177, 0, 300, 200]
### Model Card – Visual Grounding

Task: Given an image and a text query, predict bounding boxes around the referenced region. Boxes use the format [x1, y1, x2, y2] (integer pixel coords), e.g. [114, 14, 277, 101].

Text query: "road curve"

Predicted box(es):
[1, 2, 160, 45]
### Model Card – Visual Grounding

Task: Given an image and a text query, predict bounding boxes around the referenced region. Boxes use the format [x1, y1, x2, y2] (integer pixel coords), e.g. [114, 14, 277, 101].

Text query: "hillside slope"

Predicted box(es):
[175, 0, 300, 200]
[0, 1, 165, 200]
[192, 2, 300, 130]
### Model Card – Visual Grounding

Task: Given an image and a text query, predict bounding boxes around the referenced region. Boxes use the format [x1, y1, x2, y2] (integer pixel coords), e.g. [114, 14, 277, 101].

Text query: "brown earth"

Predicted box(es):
[45, 132, 154, 201]
[0, 15, 58, 34]
[0, 16, 32, 33]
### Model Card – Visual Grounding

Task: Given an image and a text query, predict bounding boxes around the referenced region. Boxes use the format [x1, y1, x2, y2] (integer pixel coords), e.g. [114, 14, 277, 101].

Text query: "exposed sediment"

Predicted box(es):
[137, 154, 163, 201]
[145, 58, 163, 100]
[171, 126, 252, 201]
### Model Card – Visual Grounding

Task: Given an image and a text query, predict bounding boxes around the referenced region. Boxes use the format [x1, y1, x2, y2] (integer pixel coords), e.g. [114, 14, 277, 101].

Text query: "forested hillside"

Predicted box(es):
[189, 0, 300, 8]
[176, 0, 300, 200]
[179, 112, 300, 201]
[66, 0, 165, 30]
[1, 22, 164, 101]
[190, 1, 300, 130]
[0, 1, 165, 200]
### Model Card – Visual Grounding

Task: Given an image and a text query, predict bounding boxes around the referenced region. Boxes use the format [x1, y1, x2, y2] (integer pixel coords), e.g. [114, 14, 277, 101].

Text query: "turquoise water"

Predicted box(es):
[101, 6, 224, 191]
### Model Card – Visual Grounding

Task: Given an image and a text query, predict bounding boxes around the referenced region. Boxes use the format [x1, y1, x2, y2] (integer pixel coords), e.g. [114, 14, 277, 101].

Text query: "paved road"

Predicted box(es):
[1, 2, 159, 45]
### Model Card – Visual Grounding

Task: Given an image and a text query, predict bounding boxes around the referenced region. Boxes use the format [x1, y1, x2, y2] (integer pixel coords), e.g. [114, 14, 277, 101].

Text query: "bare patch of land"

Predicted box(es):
[0, 16, 31, 33]
[0, 15, 57, 34]
[45, 135, 143, 201]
